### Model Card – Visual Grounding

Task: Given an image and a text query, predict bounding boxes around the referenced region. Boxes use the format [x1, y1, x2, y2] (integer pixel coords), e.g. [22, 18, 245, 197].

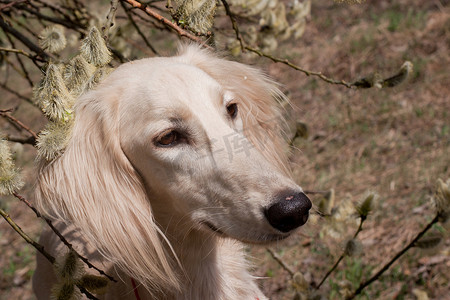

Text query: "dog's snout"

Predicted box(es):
[265, 192, 312, 233]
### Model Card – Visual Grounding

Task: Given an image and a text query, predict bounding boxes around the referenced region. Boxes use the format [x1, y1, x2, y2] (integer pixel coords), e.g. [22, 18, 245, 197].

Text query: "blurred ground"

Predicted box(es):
[250, 0, 449, 299]
[1, 0, 449, 299]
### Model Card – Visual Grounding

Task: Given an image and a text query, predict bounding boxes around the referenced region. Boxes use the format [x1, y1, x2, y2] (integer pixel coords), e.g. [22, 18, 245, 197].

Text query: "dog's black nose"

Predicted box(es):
[265, 192, 312, 232]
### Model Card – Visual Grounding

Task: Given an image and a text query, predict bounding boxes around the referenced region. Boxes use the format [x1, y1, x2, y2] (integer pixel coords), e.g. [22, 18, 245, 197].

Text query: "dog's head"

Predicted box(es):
[36, 45, 311, 292]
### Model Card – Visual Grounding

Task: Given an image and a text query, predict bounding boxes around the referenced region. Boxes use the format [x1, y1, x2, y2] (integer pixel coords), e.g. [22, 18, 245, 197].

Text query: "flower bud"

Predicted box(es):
[39, 25, 67, 54]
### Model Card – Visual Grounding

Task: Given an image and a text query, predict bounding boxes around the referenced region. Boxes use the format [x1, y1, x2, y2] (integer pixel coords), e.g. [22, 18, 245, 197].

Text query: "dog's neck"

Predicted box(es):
[148, 193, 266, 300]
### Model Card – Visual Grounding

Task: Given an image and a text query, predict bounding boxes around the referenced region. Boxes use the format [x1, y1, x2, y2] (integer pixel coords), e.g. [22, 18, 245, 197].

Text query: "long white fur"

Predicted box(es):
[33, 45, 305, 299]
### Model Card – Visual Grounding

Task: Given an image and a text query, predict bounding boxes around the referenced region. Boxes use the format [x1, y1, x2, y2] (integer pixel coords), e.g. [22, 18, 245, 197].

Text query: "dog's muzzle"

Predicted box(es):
[264, 191, 312, 233]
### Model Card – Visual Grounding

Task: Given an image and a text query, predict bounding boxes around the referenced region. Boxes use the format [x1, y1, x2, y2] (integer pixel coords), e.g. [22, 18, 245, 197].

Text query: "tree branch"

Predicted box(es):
[245, 46, 355, 88]
[120, 0, 159, 55]
[0, 206, 54, 263]
[346, 214, 440, 299]
[12, 192, 118, 283]
[0, 46, 40, 61]
[0, 82, 34, 105]
[0, 109, 38, 139]
[4, 31, 34, 87]
[220, 0, 245, 52]
[20, 5, 85, 34]
[266, 247, 295, 277]
[0, 0, 27, 11]
[102, 0, 119, 42]
[0, 206, 100, 299]
[120, 0, 212, 49]
[316, 217, 366, 289]
[4, 134, 36, 145]
[0, 15, 50, 60]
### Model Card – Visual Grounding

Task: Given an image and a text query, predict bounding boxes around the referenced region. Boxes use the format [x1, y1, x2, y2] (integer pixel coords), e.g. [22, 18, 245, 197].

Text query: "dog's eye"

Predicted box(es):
[226, 103, 238, 119]
[157, 131, 179, 146]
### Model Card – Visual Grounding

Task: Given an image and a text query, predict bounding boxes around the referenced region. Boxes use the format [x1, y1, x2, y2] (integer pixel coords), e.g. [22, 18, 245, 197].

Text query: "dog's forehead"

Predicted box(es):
[120, 58, 219, 88]
[118, 59, 230, 109]
[113, 58, 238, 130]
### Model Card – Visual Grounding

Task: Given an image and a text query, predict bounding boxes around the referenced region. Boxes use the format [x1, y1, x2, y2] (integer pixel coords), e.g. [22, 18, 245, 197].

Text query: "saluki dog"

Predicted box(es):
[33, 45, 311, 300]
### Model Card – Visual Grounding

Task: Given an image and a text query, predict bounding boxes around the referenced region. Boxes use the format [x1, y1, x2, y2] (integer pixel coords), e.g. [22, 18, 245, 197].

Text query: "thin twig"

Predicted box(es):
[266, 248, 295, 277]
[33, 0, 76, 23]
[353, 217, 364, 239]
[245, 46, 354, 88]
[0, 15, 50, 60]
[220, 0, 245, 52]
[0, 110, 38, 139]
[3, 55, 28, 78]
[121, 0, 212, 49]
[317, 256, 344, 289]
[129, 9, 167, 30]
[316, 217, 365, 289]
[0, 0, 27, 11]
[121, 0, 159, 55]
[0, 46, 37, 60]
[0, 206, 55, 263]
[3, 135, 36, 145]
[102, 0, 120, 42]
[0, 206, 99, 299]
[20, 5, 85, 34]
[12, 193, 118, 283]
[346, 214, 440, 299]
[0, 82, 34, 105]
[12, 16, 42, 41]
[5, 31, 34, 87]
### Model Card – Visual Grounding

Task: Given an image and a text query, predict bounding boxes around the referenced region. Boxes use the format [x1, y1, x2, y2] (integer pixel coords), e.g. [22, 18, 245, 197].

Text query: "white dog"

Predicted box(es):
[33, 45, 311, 300]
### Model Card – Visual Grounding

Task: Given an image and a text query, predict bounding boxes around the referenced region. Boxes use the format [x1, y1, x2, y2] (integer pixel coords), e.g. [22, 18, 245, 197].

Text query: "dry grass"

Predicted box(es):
[0, 0, 449, 299]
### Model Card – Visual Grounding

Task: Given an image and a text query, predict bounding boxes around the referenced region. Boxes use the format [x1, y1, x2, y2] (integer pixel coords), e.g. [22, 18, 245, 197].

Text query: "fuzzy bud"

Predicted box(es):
[39, 25, 67, 54]
[292, 272, 309, 293]
[175, 0, 216, 34]
[337, 280, 353, 298]
[344, 238, 363, 257]
[77, 274, 109, 295]
[434, 178, 450, 222]
[50, 281, 81, 300]
[80, 27, 112, 67]
[0, 138, 24, 195]
[34, 64, 75, 122]
[318, 189, 335, 216]
[82, 67, 114, 93]
[36, 121, 73, 161]
[356, 194, 374, 220]
[54, 250, 85, 282]
[382, 61, 413, 88]
[64, 55, 95, 97]
[295, 120, 309, 139]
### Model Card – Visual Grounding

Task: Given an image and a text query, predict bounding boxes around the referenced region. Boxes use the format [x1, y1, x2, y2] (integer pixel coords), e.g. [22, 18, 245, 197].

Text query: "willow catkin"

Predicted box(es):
[50, 281, 81, 300]
[39, 25, 67, 54]
[64, 55, 95, 97]
[34, 64, 75, 122]
[36, 121, 73, 161]
[54, 250, 85, 281]
[80, 27, 112, 67]
[434, 178, 450, 222]
[0, 138, 24, 195]
[175, 0, 217, 34]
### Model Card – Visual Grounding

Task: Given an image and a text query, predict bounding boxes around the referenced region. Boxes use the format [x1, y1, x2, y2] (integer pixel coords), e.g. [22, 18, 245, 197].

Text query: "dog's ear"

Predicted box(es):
[35, 86, 179, 293]
[178, 45, 291, 175]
